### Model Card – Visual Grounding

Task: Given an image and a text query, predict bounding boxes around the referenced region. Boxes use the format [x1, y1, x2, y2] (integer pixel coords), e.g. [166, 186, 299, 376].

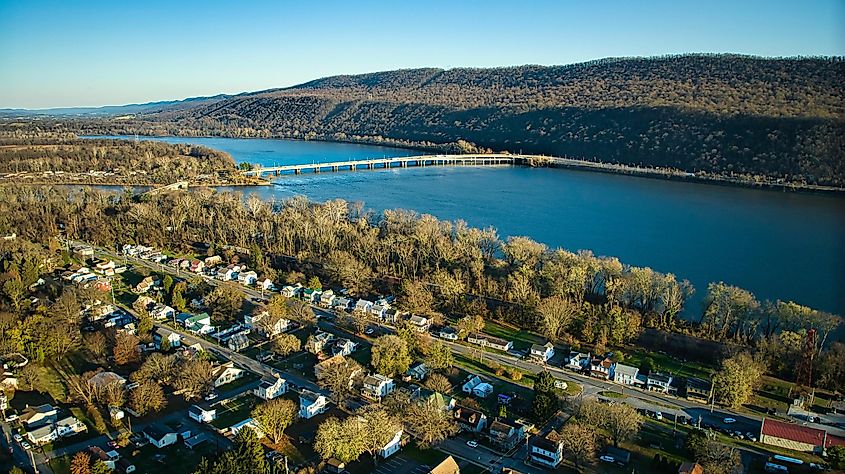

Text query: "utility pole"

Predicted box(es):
[709, 378, 716, 414]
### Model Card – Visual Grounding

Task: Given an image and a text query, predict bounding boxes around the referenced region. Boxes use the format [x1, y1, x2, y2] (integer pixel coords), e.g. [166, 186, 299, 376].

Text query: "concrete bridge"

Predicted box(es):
[142, 180, 189, 195]
[241, 154, 539, 177]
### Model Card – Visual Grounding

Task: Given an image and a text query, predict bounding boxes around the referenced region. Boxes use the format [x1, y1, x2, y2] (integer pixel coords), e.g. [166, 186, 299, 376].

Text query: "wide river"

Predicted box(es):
[100, 136, 845, 316]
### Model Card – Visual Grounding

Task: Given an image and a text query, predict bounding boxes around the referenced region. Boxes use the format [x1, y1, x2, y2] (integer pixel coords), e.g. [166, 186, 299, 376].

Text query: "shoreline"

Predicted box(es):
[85, 133, 845, 196]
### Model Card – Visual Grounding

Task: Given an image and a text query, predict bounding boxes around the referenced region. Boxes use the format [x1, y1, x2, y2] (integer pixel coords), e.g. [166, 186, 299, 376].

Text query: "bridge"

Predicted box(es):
[241, 154, 538, 177]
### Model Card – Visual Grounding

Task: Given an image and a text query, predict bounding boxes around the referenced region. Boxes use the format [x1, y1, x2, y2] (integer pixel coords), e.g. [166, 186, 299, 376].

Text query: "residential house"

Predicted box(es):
[379, 427, 403, 458]
[678, 463, 704, 474]
[408, 315, 430, 333]
[21, 404, 57, 428]
[383, 308, 401, 324]
[472, 383, 494, 398]
[184, 433, 208, 450]
[56, 415, 87, 437]
[204, 255, 223, 267]
[590, 356, 615, 380]
[217, 265, 239, 281]
[27, 424, 58, 445]
[418, 388, 456, 411]
[332, 338, 357, 356]
[89, 446, 120, 470]
[362, 374, 395, 401]
[74, 245, 95, 257]
[564, 351, 591, 372]
[303, 288, 322, 303]
[89, 372, 127, 389]
[487, 419, 526, 451]
[94, 259, 116, 275]
[437, 327, 459, 341]
[143, 424, 178, 448]
[188, 404, 217, 423]
[189, 260, 205, 273]
[135, 276, 159, 293]
[319, 290, 336, 307]
[226, 332, 250, 352]
[370, 304, 388, 320]
[254, 376, 286, 400]
[149, 303, 176, 321]
[613, 364, 640, 385]
[646, 373, 674, 393]
[467, 333, 513, 352]
[153, 327, 182, 350]
[462, 375, 483, 394]
[299, 390, 329, 419]
[685, 378, 712, 403]
[406, 362, 429, 381]
[529, 430, 563, 468]
[305, 331, 336, 354]
[183, 313, 214, 335]
[281, 284, 303, 298]
[453, 406, 487, 432]
[259, 278, 276, 292]
[605, 446, 632, 466]
[355, 299, 373, 313]
[212, 361, 246, 387]
[238, 270, 258, 286]
[333, 297, 353, 311]
[249, 312, 290, 338]
[428, 456, 460, 474]
[530, 342, 555, 363]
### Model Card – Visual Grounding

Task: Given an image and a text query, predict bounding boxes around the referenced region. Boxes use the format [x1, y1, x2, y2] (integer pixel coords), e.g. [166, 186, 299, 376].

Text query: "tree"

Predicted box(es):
[91, 460, 111, 474]
[163, 275, 174, 294]
[407, 400, 457, 448]
[532, 371, 558, 421]
[357, 406, 402, 462]
[715, 352, 764, 408]
[371, 335, 411, 377]
[273, 334, 301, 356]
[2, 274, 25, 312]
[456, 314, 484, 339]
[133, 353, 178, 385]
[325, 251, 373, 295]
[252, 398, 298, 444]
[307, 276, 322, 290]
[828, 446, 845, 470]
[84, 332, 109, 360]
[113, 332, 140, 366]
[173, 358, 215, 399]
[559, 423, 596, 468]
[691, 437, 743, 474]
[137, 311, 153, 337]
[399, 280, 435, 315]
[171, 281, 187, 312]
[65, 371, 98, 406]
[315, 417, 366, 463]
[537, 296, 577, 341]
[425, 373, 452, 394]
[288, 299, 316, 326]
[101, 380, 125, 407]
[70, 451, 92, 474]
[205, 283, 243, 323]
[425, 340, 454, 371]
[604, 403, 641, 447]
[128, 381, 166, 415]
[317, 357, 362, 405]
[230, 427, 270, 474]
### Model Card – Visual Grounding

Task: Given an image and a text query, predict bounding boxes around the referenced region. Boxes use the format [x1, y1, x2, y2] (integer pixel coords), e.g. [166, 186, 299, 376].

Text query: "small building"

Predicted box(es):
[21, 404, 58, 428]
[646, 372, 674, 393]
[184, 313, 214, 335]
[759, 417, 845, 453]
[143, 424, 178, 449]
[437, 327, 458, 341]
[453, 406, 487, 432]
[685, 377, 712, 403]
[56, 415, 87, 437]
[319, 290, 336, 307]
[333, 297, 353, 311]
[467, 333, 513, 352]
[204, 255, 223, 267]
[472, 382, 494, 398]
[149, 303, 176, 321]
[188, 404, 217, 423]
[379, 428, 403, 459]
[238, 270, 258, 286]
[462, 375, 483, 393]
[254, 376, 286, 400]
[226, 332, 250, 352]
[299, 390, 329, 419]
[281, 284, 303, 298]
[590, 356, 615, 380]
[305, 331, 336, 354]
[354, 299, 373, 313]
[408, 315, 430, 333]
[332, 338, 357, 356]
[184, 433, 208, 450]
[678, 462, 704, 474]
[613, 364, 639, 385]
[529, 430, 563, 468]
[362, 374, 395, 401]
[370, 304, 388, 320]
[428, 456, 460, 474]
[530, 342, 555, 363]
[564, 351, 591, 372]
[383, 308, 401, 324]
[153, 327, 182, 350]
[27, 424, 58, 445]
[189, 260, 205, 273]
[212, 361, 246, 387]
[604, 446, 631, 466]
[406, 362, 429, 381]
[303, 288, 322, 303]
[487, 418, 526, 451]
[89, 446, 119, 470]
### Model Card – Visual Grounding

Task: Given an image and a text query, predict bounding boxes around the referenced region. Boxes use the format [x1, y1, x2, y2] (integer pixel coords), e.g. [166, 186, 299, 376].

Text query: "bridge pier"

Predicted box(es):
[295, 169, 301, 175]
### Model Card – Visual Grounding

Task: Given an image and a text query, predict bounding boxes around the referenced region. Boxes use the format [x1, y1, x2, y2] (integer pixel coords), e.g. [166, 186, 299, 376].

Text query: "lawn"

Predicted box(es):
[216, 372, 261, 393]
[210, 394, 260, 430]
[619, 348, 713, 380]
[129, 441, 221, 473]
[48, 455, 72, 474]
[482, 320, 546, 351]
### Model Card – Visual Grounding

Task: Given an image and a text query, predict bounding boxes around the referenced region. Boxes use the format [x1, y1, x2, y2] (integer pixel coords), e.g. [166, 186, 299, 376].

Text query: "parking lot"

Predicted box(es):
[371, 454, 430, 474]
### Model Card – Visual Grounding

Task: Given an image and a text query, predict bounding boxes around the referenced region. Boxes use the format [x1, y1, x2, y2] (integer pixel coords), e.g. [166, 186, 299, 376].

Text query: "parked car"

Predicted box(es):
[466, 440, 478, 448]
[13, 434, 22, 443]
[364, 328, 375, 335]
[204, 391, 218, 401]
[600, 455, 615, 463]
[655, 412, 663, 421]
[723, 417, 736, 424]
[21, 441, 31, 450]
[108, 440, 120, 449]
[746, 432, 758, 442]
[4, 413, 18, 422]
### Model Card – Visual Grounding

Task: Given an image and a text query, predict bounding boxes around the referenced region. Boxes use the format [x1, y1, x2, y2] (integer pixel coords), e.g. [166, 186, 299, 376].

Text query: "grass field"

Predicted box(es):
[210, 394, 260, 430]
[483, 320, 546, 351]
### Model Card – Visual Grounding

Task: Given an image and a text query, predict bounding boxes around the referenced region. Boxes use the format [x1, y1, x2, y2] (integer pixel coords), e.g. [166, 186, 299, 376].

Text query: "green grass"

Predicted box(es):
[619, 348, 713, 380]
[599, 391, 625, 398]
[210, 394, 260, 429]
[129, 441, 221, 473]
[48, 455, 72, 474]
[482, 320, 546, 351]
[402, 443, 449, 465]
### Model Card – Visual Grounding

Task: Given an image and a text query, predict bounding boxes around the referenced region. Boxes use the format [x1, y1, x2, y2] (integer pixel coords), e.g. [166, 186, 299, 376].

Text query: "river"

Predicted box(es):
[92, 136, 845, 316]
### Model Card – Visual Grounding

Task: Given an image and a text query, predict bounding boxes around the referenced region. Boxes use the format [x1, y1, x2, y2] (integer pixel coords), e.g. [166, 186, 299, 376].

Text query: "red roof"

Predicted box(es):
[761, 418, 829, 447]
[827, 434, 845, 449]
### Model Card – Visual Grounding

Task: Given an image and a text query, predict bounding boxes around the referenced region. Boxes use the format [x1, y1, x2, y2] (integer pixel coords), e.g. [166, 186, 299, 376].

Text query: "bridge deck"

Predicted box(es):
[243, 154, 526, 176]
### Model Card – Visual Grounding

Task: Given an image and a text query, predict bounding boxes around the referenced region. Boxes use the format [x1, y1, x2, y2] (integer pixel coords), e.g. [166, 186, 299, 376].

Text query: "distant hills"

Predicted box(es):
[0, 94, 230, 117]
[13, 54, 845, 186]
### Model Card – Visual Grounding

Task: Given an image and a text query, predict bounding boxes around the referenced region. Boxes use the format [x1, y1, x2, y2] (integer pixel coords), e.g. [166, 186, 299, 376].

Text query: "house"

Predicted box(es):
[437, 327, 458, 341]
[370, 304, 388, 320]
[27, 424, 58, 445]
[419, 388, 456, 411]
[453, 406, 487, 432]
[259, 278, 276, 292]
[254, 376, 286, 400]
[472, 382, 494, 398]
[94, 259, 116, 275]
[759, 417, 845, 453]
[281, 284, 303, 298]
[143, 424, 178, 448]
[245, 311, 290, 337]
[303, 288, 322, 303]
[212, 361, 246, 387]
[149, 303, 176, 321]
[678, 462, 704, 474]
[238, 270, 258, 286]
[564, 351, 591, 372]
[117, 458, 137, 473]
[227, 332, 250, 352]
[332, 338, 357, 356]
[333, 297, 353, 311]
[56, 416, 87, 437]
[189, 260, 205, 273]
[305, 331, 336, 354]
[530, 342, 555, 363]
[217, 266, 238, 281]
[613, 364, 639, 385]
[406, 362, 429, 381]
[685, 378, 712, 403]
[646, 373, 674, 393]
[188, 404, 217, 423]
[487, 419, 526, 451]
[21, 404, 58, 428]
[428, 456, 460, 474]
[379, 427, 403, 458]
[355, 299, 373, 313]
[462, 375, 483, 393]
[362, 374, 395, 401]
[326, 459, 346, 474]
[529, 430, 563, 468]
[153, 327, 182, 350]
[135, 276, 159, 293]
[204, 255, 223, 267]
[74, 245, 95, 257]
[590, 356, 615, 380]
[383, 308, 401, 324]
[320, 290, 336, 307]
[467, 333, 513, 352]
[604, 446, 632, 465]
[299, 390, 329, 419]
[184, 313, 214, 334]
[408, 315, 430, 333]
[89, 446, 120, 470]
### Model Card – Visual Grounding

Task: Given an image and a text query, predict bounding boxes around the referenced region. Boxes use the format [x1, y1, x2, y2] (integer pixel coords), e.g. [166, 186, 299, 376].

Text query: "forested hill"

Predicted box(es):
[91, 55, 845, 186]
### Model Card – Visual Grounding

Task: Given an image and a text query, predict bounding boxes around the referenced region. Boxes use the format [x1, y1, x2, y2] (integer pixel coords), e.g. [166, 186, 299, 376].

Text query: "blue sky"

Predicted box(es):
[1, 0, 842, 108]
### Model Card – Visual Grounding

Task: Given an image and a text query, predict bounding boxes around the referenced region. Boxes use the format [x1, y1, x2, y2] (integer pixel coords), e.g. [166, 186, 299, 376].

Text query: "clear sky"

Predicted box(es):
[1, 0, 842, 108]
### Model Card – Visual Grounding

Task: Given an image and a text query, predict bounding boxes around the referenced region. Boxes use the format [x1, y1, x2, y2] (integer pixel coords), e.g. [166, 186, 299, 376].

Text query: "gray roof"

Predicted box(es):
[614, 364, 639, 377]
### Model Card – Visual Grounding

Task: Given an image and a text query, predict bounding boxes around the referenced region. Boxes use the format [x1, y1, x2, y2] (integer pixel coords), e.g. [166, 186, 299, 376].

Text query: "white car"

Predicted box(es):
[13, 434, 22, 443]
[364, 328, 375, 335]
[466, 440, 478, 448]
[723, 417, 736, 424]
[600, 455, 615, 463]
[655, 412, 663, 421]
[4, 414, 18, 422]
[204, 392, 218, 401]
[21, 441, 31, 450]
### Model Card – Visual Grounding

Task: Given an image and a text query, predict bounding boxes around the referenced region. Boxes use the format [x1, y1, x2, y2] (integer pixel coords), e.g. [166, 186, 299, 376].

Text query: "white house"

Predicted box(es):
[529, 432, 563, 468]
[204, 255, 223, 267]
[299, 390, 329, 419]
[355, 299, 374, 313]
[143, 424, 178, 449]
[332, 338, 357, 357]
[259, 278, 276, 292]
[89, 447, 119, 470]
[27, 424, 58, 445]
[56, 415, 87, 437]
[467, 333, 513, 352]
[647, 373, 674, 393]
[530, 342, 555, 363]
[370, 304, 388, 320]
[229, 418, 264, 438]
[212, 362, 246, 387]
[149, 304, 176, 321]
[189, 405, 217, 423]
[153, 327, 182, 350]
[379, 428, 403, 459]
[408, 315, 430, 333]
[227, 332, 250, 352]
[613, 364, 640, 385]
[254, 376, 286, 400]
[246, 311, 291, 338]
[406, 362, 429, 381]
[564, 351, 591, 372]
[437, 327, 458, 341]
[362, 374, 395, 401]
[281, 284, 303, 298]
[319, 290, 336, 307]
[21, 404, 57, 428]
[238, 270, 258, 286]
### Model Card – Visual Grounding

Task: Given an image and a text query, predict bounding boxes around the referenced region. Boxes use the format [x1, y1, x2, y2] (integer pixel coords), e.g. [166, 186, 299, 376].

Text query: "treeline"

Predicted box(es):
[0, 186, 841, 392]
[0, 128, 241, 185]
[61, 54, 845, 186]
